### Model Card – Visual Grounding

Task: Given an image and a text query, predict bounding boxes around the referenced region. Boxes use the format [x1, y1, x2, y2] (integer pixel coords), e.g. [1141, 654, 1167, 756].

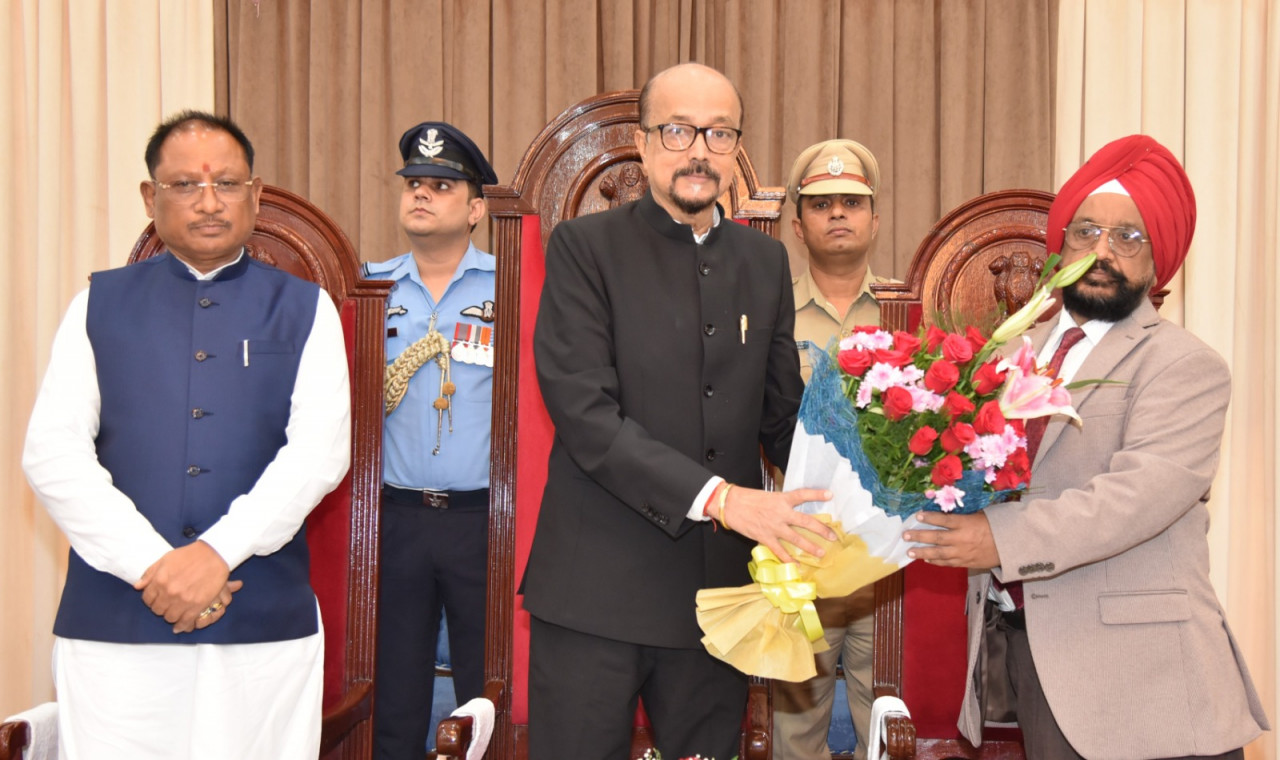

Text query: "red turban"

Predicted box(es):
[1046, 134, 1196, 292]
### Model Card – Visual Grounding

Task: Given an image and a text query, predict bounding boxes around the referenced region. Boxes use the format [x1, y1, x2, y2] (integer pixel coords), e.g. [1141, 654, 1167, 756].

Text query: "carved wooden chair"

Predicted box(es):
[435, 90, 782, 760]
[866, 189, 1056, 760]
[131, 185, 389, 760]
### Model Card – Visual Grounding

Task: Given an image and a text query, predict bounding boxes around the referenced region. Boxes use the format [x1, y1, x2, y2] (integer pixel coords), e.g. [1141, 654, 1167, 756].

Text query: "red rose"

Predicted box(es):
[973, 400, 1007, 435]
[943, 391, 975, 418]
[972, 360, 1007, 396]
[838, 348, 873, 377]
[908, 426, 939, 455]
[965, 325, 988, 354]
[881, 386, 914, 421]
[925, 325, 949, 352]
[941, 333, 974, 363]
[872, 348, 913, 368]
[993, 448, 1031, 489]
[893, 330, 922, 356]
[930, 454, 963, 486]
[992, 467, 1015, 490]
[852, 324, 882, 335]
[923, 359, 960, 393]
[940, 421, 976, 453]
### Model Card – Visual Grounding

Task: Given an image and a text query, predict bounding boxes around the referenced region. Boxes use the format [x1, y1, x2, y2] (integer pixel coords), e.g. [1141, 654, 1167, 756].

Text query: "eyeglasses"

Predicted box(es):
[643, 123, 742, 154]
[1062, 221, 1150, 258]
[153, 179, 256, 202]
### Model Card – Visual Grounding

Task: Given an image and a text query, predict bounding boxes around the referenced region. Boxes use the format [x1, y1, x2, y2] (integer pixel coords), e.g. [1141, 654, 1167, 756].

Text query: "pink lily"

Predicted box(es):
[996, 357, 1080, 423]
[1002, 336, 1038, 375]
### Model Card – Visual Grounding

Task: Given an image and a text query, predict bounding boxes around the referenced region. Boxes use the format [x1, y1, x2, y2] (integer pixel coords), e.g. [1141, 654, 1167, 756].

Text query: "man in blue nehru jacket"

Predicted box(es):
[23, 111, 351, 759]
[364, 121, 498, 760]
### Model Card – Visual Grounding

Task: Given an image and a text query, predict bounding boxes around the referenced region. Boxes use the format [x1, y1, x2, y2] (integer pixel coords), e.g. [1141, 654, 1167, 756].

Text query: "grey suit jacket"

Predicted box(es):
[958, 300, 1268, 758]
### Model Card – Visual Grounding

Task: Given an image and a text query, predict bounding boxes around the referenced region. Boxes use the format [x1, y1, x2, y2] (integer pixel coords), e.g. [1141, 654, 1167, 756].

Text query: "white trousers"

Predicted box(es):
[53, 622, 323, 760]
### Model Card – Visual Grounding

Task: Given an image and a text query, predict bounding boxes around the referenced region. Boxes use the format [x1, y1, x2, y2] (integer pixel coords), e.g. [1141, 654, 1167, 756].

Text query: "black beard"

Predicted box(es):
[667, 160, 721, 215]
[1062, 260, 1152, 322]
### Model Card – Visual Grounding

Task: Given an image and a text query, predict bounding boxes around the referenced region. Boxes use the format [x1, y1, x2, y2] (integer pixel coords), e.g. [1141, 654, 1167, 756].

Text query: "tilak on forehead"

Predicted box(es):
[1045, 134, 1197, 292]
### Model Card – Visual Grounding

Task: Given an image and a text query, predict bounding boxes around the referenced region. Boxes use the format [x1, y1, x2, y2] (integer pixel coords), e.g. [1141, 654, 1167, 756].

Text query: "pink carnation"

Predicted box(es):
[925, 485, 966, 512]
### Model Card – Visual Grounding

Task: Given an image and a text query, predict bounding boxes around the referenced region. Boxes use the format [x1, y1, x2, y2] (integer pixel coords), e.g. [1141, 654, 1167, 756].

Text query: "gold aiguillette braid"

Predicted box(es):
[384, 330, 450, 416]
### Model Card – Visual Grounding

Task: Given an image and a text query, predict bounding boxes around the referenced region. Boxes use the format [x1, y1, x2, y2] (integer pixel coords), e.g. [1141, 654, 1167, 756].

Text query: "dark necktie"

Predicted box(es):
[1022, 327, 1087, 464]
[1000, 326, 1086, 609]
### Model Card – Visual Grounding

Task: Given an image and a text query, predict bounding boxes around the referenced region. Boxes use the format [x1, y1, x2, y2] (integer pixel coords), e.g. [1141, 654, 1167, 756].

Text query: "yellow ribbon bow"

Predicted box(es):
[747, 546, 824, 643]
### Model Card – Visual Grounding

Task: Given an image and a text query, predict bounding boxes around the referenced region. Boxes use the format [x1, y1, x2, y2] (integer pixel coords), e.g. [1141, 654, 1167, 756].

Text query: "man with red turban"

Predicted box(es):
[904, 135, 1269, 759]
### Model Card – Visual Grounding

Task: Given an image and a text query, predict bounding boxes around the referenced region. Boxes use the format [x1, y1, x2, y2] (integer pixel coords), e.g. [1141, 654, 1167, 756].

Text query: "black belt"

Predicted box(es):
[382, 485, 489, 510]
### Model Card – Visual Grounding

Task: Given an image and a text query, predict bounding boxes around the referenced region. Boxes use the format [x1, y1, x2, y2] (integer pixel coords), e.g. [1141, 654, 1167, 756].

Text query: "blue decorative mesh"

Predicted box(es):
[800, 347, 1020, 517]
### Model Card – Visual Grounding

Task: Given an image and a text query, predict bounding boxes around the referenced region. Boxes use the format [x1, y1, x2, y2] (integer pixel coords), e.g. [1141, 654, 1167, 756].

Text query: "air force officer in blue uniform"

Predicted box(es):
[366, 122, 499, 760]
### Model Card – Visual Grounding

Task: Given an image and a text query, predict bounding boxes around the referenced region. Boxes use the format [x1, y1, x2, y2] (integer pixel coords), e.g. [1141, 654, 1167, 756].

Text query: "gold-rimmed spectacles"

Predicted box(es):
[153, 179, 256, 202]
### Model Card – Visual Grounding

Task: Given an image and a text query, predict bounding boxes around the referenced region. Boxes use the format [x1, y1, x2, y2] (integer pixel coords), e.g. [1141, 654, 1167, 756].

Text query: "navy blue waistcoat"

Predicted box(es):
[54, 252, 322, 644]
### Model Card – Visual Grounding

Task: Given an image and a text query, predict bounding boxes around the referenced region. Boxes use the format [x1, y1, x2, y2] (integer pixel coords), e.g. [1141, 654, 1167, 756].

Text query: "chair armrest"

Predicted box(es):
[742, 677, 771, 760]
[319, 680, 373, 756]
[872, 687, 917, 760]
[436, 679, 505, 759]
[884, 714, 917, 760]
[436, 717, 473, 760]
[0, 720, 31, 760]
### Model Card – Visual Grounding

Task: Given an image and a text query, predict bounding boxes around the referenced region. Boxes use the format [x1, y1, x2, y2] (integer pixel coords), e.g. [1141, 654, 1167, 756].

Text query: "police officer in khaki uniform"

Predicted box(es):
[774, 139, 896, 760]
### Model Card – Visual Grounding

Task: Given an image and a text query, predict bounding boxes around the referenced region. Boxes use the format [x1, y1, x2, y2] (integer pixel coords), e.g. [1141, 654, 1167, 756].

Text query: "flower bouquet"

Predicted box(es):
[696, 253, 1096, 681]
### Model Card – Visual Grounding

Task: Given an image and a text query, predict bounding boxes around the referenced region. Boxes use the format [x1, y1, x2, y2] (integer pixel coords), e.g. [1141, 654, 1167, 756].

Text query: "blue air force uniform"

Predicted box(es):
[370, 121, 498, 760]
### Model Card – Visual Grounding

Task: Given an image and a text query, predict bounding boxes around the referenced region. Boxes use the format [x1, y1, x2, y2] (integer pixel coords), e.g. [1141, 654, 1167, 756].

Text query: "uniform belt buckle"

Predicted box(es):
[423, 489, 450, 509]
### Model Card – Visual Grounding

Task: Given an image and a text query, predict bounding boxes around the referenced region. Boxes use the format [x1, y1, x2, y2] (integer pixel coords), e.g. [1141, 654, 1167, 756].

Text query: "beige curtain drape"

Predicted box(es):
[0, 0, 215, 718]
[219, 0, 1055, 280]
[1056, 2, 1278, 758]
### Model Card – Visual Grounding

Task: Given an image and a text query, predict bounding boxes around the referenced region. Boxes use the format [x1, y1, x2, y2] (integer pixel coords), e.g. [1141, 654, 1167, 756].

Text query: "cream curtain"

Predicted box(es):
[0, 0, 214, 718]
[218, 0, 1055, 279]
[1056, 2, 1278, 758]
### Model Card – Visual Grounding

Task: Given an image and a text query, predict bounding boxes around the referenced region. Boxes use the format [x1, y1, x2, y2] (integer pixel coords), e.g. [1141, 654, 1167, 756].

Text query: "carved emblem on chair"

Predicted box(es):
[244, 242, 278, 268]
[989, 249, 1044, 315]
[598, 162, 649, 207]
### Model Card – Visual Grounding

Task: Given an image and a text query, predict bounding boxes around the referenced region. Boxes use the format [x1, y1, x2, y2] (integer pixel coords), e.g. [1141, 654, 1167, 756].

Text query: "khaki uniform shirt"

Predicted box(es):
[792, 265, 896, 382]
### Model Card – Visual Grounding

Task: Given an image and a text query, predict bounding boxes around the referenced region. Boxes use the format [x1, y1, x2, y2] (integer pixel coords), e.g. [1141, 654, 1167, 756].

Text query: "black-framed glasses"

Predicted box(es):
[153, 179, 256, 202]
[643, 123, 742, 154]
[1062, 221, 1150, 258]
